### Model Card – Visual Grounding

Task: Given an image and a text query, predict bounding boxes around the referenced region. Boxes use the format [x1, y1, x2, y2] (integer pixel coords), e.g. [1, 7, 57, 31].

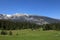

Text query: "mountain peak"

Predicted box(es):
[0, 13, 60, 25]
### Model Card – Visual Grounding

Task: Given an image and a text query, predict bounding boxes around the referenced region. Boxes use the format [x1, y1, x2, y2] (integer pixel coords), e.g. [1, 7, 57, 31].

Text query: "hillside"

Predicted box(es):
[0, 14, 60, 25]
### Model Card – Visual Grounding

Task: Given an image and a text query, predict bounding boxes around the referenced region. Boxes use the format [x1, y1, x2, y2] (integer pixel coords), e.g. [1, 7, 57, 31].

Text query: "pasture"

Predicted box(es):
[0, 29, 60, 40]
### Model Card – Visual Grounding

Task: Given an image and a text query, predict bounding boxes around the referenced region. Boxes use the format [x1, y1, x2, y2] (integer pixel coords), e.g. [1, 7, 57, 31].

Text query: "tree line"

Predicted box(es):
[0, 20, 40, 30]
[43, 23, 60, 31]
[0, 20, 60, 30]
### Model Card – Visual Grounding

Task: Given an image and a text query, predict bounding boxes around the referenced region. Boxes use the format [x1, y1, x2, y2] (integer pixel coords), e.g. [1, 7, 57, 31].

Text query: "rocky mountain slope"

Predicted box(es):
[0, 14, 60, 25]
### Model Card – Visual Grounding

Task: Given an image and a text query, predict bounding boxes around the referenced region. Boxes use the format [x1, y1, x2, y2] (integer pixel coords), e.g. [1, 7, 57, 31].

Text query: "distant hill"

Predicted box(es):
[0, 14, 60, 25]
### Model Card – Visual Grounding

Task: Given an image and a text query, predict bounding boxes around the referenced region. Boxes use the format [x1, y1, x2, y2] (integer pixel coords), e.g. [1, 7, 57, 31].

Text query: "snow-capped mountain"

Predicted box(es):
[0, 14, 60, 25]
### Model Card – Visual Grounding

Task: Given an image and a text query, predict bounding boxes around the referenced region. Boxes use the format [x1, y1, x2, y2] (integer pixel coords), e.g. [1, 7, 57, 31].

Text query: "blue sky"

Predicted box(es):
[0, 0, 60, 19]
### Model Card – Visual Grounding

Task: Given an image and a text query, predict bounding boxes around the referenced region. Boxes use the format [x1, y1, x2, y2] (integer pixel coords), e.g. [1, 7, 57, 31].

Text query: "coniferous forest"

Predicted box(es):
[0, 20, 60, 31]
[0, 20, 40, 30]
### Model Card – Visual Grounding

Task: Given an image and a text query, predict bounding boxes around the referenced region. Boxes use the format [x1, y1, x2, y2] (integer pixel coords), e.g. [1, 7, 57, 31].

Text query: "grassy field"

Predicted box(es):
[0, 29, 60, 40]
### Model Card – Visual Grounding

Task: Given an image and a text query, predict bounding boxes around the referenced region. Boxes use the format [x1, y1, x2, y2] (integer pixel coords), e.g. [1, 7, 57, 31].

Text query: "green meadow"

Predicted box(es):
[0, 29, 60, 40]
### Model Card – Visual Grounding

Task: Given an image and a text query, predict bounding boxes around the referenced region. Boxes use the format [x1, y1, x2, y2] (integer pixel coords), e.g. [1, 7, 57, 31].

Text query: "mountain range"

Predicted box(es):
[0, 14, 60, 25]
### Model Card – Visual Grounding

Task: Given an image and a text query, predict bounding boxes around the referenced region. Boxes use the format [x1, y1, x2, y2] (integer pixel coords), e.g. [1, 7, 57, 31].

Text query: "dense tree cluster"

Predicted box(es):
[0, 20, 40, 30]
[0, 20, 60, 31]
[42, 23, 60, 30]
